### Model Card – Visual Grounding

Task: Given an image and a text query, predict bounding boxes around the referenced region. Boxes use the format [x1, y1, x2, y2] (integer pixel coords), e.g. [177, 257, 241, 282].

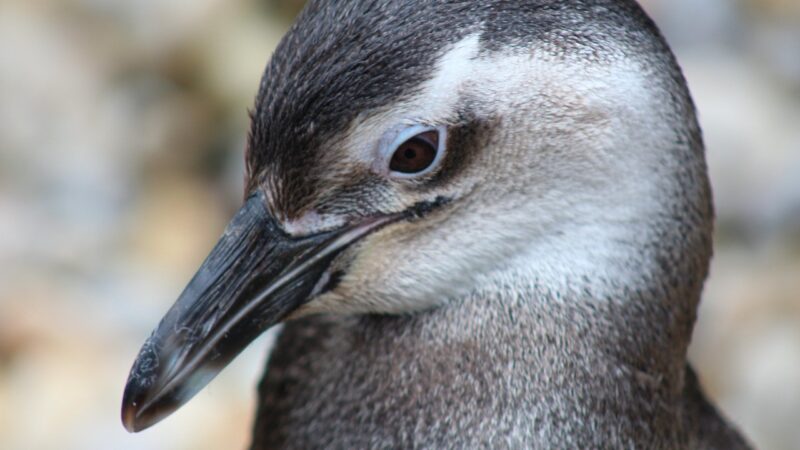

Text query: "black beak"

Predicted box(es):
[121, 191, 403, 432]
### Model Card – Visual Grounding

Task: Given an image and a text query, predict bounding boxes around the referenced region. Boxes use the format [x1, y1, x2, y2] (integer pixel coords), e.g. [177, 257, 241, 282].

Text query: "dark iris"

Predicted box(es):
[389, 130, 439, 174]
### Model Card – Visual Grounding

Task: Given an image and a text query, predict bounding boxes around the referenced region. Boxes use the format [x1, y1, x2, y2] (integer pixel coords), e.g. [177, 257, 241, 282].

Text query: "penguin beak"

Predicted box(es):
[121, 191, 401, 432]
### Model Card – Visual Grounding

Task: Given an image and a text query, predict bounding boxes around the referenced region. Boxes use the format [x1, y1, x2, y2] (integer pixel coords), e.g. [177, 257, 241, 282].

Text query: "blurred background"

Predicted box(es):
[0, 0, 798, 449]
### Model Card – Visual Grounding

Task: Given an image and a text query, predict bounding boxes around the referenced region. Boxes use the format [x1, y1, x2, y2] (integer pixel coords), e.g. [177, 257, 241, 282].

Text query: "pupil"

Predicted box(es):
[388, 130, 441, 175]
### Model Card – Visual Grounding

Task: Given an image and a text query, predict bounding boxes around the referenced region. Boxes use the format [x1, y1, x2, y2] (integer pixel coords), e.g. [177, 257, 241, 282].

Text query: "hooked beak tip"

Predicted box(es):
[121, 404, 138, 433]
[121, 379, 149, 433]
[121, 393, 144, 433]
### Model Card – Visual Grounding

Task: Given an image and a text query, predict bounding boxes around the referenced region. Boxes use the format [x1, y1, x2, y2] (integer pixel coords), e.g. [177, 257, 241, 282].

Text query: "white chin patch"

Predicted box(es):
[281, 210, 345, 237]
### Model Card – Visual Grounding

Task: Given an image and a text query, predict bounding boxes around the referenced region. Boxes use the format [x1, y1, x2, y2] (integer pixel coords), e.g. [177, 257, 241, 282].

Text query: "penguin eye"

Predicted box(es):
[389, 131, 439, 174]
[385, 126, 446, 178]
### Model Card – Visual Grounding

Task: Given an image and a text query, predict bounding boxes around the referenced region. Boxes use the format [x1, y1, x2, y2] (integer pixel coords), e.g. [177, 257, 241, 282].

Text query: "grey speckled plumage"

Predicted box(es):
[242, 1, 752, 448]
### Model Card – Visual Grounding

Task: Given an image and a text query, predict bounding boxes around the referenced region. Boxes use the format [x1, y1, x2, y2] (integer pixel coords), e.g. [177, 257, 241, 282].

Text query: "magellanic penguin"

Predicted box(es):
[122, 1, 753, 448]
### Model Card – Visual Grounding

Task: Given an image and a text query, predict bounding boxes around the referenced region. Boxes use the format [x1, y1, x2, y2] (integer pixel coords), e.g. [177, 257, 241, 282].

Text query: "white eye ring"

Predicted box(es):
[376, 125, 447, 179]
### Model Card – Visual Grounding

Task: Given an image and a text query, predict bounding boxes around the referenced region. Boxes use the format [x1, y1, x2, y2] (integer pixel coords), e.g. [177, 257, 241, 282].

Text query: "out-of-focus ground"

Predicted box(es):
[0, 0, 798, 449]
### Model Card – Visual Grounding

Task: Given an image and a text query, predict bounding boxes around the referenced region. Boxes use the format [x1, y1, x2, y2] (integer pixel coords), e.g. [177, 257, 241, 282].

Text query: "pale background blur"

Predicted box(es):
[0, 0, 798, 449]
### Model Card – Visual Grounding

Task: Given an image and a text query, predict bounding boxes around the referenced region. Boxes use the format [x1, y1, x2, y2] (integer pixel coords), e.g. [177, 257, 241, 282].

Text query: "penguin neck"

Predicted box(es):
[257, 226, 707, 444]
[384, 225, 705, 396]
[331, 262, 694, 434]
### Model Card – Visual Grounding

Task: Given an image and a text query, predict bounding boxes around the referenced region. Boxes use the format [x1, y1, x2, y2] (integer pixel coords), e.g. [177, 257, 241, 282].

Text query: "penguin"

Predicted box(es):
[122, 1, 752, 448]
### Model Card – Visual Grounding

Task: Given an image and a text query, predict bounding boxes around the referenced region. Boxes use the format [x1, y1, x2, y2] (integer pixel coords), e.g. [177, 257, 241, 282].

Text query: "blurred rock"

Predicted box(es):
[266, 0, 306, 20]
[692, 249, 800, 450]
[749, 20, 800, 90]
[639, 0, 743, 48]
[677, 50, 800, 245]
[743, 0, 800, 19]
